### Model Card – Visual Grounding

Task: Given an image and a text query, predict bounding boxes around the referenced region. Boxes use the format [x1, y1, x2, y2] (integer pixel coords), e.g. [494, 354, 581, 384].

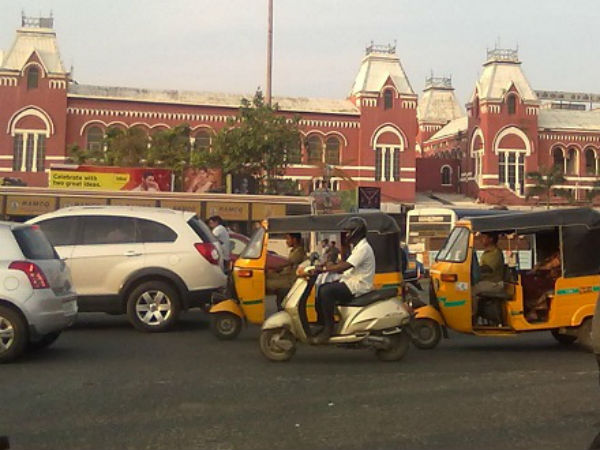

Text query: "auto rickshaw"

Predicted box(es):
[414, 208, 600, 349]
[209, 212, 403, 339]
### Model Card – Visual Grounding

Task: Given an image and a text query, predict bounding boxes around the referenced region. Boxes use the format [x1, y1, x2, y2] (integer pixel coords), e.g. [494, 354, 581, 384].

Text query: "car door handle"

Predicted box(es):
[124, 250, 143, 257]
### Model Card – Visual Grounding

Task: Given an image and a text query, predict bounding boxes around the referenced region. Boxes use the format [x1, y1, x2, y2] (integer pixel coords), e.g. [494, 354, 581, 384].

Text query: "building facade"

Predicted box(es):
[3, 17, 600, 208]
[421, 48, 600, 206]
[0, 18, 418, 209]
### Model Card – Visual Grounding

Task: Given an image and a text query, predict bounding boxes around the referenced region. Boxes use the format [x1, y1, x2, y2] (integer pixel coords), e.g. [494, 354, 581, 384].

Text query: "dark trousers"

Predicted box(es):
[316, 281, 353, 331]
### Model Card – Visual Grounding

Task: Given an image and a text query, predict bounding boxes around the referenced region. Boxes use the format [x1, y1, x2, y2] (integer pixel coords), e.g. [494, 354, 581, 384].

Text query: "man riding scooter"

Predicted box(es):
[312, 216, 375, 344]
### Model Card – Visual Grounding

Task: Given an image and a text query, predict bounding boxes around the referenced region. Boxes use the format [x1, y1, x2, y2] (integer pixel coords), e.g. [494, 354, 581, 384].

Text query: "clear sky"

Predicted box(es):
[1, 0, 599, 105]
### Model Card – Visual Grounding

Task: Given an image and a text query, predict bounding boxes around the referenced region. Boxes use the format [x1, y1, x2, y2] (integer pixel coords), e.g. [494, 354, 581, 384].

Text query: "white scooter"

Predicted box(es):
[259, 266, 412, 362]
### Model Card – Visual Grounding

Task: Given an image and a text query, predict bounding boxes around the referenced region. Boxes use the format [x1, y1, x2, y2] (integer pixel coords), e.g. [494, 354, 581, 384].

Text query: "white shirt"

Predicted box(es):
[212, 224, 231, 260]
[341, 238, 375, 296]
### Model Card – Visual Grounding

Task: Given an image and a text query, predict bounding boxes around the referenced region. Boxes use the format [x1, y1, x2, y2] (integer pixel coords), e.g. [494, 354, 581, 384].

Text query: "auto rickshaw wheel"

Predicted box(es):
[259, 328, 296, 362]
[411, 318, 442, 350]
[210, 312, 242, 340]
[550, 329, 577, 345]
[375, 330, 410, 362]
[576, 318, 594, 351]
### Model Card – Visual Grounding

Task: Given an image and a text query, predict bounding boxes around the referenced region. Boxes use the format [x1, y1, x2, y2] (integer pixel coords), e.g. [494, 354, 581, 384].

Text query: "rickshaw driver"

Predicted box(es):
[312, 217, 375, 344]
[471, 232, 505, 319]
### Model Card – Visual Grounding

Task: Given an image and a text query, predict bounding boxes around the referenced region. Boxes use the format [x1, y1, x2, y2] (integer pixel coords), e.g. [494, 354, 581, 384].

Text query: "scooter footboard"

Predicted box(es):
[262, 311, 294, 331]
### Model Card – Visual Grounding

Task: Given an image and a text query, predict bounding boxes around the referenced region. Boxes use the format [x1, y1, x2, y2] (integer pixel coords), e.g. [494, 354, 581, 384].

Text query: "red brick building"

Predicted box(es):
[419, 48, 600, 206]
[0, 17, 419, 210]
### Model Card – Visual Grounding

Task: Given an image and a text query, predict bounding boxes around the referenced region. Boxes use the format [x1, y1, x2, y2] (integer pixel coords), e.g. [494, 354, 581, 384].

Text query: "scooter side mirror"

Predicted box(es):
[309, 251, 320, 264]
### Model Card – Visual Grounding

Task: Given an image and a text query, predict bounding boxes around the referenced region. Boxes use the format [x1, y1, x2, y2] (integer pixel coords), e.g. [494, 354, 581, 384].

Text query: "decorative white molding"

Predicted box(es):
[7, 106, 54, 136]
[0, 76, 18, 86]
[401, 100, 417, 109]
[49, 79, 67, 89]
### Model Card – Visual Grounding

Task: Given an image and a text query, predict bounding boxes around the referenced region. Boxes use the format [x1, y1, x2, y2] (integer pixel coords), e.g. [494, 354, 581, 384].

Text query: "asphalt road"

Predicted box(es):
[2, 311, 600, 450]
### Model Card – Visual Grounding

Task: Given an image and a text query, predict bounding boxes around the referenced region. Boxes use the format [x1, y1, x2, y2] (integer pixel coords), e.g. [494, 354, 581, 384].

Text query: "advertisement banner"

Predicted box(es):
[184, 168, 223, 193]
[49, 165, 173, 192]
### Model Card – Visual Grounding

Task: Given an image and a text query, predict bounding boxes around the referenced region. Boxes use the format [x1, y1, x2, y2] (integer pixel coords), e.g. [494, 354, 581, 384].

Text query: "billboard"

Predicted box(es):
[184, 168, 223, 193]
[49, 165, 173, 192]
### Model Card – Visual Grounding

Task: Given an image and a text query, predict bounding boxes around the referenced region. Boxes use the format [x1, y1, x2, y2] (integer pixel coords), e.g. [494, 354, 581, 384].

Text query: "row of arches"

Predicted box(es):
[84, 124, 345, 165]
[551, 146, 599, 176]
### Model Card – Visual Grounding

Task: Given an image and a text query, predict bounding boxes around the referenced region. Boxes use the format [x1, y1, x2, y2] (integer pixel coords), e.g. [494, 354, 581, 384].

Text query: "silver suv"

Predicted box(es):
[0, 222, 77, 363]
[29, 206, 227, 332]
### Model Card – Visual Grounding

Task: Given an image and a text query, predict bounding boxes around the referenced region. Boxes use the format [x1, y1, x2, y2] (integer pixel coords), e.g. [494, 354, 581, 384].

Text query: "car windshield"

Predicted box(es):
[240, 227, 265, 259]
[13, 225, 58, 260]
[436, 227, 470, 263]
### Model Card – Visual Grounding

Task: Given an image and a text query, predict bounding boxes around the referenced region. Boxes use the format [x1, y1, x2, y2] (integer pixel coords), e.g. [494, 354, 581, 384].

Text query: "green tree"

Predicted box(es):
[526, 165, 571, 209]
[147, 124, 191, 190]
[103, 127, 149, 167]
[66, 143, 88, 164]
[200, 90, 302, 194]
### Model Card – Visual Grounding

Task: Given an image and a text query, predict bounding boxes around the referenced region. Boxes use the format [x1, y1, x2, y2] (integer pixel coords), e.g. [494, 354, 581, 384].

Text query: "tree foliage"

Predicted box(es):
[198, 90, 302, 194]
[526, 165, 571, 208]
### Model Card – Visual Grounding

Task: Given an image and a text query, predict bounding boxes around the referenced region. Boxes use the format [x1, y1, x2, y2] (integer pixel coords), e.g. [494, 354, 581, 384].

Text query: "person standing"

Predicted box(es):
[207, 216, 231, 272]
[327, 241, 340, 264]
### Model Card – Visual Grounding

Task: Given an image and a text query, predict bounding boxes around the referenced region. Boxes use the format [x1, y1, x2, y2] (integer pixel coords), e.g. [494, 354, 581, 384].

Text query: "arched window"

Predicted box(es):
[441, 166, 452, 186]
[86, 126, 104, 152]
[552, 147, 565, 173]
[567, 147, 578, 175]
[306, 135, 323, 164]
[286, 139, 302, 164]
[325, 137, 340, 165]
[473, 96, 480, 118]
[194, 130, 211, 152]
[373, 129, 402, 182]
[585, 148, 597, 175]
[27, 66, 39, 89]
[507, 94, 517, 115]
[383, 89, 394, 110]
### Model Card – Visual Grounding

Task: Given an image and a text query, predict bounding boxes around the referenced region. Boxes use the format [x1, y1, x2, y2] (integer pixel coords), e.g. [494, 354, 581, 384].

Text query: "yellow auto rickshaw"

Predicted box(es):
[414, 208, 599, 349]
[209, 212, 403, 339]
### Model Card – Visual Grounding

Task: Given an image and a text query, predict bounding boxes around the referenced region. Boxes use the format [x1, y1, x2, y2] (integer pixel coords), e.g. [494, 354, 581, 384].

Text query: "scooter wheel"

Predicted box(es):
[410, 318, 442, 350]
[210, 313, 242, 340]
[260, 328, 296, 362]
[376, 330, 410, 362]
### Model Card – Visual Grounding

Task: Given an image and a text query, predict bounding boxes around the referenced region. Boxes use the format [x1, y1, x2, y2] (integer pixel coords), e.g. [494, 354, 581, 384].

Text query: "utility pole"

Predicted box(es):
[266, 0, 273, 106]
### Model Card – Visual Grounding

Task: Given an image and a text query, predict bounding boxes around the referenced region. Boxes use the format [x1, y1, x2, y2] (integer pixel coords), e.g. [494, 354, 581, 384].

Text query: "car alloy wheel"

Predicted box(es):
[135, 290, 173, 326]
[0, 316, 15, 352]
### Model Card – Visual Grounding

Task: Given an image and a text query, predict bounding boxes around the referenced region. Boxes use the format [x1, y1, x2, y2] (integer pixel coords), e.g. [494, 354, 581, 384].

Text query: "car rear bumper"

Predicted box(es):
[26, 292, 78, 337]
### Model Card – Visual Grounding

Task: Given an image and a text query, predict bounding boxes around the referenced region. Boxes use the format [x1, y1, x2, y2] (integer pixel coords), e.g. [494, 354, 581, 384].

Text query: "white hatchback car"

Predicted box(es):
[29, 206, 227, 332]
[0, 222, 77, 363]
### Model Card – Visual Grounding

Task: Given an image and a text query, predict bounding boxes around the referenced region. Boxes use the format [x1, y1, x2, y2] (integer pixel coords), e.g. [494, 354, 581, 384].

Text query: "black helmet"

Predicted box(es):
[340, 216, 367, 246]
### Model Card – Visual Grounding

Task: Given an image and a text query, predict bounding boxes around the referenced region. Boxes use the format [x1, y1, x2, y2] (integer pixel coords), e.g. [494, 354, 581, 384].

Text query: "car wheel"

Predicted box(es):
[127, 281, 181, 332]
[210, 313, 242, 340]
[376, 330, 410, 362]
[0, 305, 27, 363]
[550, 329, 577, 345]
[28, 331, 61, 351]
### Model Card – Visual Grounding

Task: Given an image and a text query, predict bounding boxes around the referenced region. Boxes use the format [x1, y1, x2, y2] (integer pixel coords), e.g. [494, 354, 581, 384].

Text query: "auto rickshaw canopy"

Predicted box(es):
[265, 212, 401, 273]
[266, 212, 400, 235]
[467, 208, 600, 233]
[463, 208, 600, 278]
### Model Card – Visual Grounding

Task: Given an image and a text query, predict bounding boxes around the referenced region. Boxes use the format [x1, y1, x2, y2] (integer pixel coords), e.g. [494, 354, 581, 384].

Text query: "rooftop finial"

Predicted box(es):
[486, 45, 519, 63]
[365, 41, 396, 55]
[21, 13, 54, 29]
[425, 72, 453, 89]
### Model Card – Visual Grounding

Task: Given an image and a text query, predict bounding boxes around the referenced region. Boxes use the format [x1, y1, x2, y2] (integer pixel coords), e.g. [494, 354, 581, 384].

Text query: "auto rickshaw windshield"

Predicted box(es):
[240, 226, 265, 259]
[436, 227, 470, 263]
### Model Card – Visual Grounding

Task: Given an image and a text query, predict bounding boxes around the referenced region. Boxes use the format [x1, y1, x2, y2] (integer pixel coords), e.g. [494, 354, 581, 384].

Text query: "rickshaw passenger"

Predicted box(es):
[523, 250, 560, 321]
[471, 232, 505, 316]
[312, 217, 375, 344]
[266, 233, 307, 310]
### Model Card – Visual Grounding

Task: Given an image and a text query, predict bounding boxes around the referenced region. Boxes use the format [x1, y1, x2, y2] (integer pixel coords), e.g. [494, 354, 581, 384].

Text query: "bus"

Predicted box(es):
[406, 207, 509, 268]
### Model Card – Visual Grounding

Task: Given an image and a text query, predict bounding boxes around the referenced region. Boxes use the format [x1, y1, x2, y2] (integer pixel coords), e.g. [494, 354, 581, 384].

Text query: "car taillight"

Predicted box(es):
[9, 261, 49, 289]
[194, 243, 220, 265]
